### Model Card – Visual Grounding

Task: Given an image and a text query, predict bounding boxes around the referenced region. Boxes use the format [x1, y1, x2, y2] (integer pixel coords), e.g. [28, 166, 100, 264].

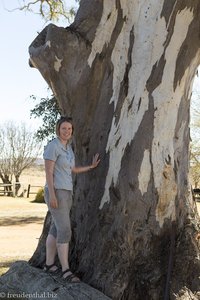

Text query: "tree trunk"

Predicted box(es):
[28, 0, 200, 299]
[0, 173, 12, 196]
[15, 174, 21, 196]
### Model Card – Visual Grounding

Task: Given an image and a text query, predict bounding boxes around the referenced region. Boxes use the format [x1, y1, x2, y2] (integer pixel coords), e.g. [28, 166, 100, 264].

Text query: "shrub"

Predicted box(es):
[33, 187, 45, 203]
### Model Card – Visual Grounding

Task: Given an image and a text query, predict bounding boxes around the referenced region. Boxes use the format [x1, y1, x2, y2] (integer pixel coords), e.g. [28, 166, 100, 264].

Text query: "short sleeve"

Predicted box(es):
[43, 140, 58, 161]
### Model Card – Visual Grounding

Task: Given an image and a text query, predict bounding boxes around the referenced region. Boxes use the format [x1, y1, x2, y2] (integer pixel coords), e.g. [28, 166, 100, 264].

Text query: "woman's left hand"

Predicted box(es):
[90, 153, 100, 169]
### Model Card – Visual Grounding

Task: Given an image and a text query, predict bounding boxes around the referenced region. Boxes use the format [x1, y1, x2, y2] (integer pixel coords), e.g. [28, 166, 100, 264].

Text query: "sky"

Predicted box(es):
[0, 0, 77, 130]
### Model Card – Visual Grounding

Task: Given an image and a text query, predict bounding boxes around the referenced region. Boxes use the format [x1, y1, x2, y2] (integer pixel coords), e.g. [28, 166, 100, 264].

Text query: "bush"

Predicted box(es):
[33, 187, 45, 203]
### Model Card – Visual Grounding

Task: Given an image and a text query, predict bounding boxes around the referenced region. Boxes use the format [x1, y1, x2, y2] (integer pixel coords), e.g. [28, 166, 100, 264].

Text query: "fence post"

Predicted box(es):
[27, 184, 31, 198]
[22, 185, 25, 197]
[13, 182, 16, 197]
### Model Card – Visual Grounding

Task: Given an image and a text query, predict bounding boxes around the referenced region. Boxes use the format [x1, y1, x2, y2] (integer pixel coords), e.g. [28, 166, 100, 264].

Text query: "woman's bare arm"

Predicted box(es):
[45, 159, 58, 208]
[72, 153, 100, 174]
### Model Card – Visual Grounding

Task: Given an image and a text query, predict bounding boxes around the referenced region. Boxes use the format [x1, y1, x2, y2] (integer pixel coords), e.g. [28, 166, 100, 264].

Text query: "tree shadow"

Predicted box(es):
[0, 216, 45, 226]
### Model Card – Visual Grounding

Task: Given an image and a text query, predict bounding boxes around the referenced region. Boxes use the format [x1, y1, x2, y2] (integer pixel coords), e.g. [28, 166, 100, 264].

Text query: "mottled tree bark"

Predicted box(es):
[28, 0, 200, 299]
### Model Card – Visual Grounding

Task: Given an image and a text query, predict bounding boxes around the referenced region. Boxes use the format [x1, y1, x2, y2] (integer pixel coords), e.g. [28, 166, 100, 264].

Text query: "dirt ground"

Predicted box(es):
[0, 196, 47, 274]
[0, 166, 47, 274]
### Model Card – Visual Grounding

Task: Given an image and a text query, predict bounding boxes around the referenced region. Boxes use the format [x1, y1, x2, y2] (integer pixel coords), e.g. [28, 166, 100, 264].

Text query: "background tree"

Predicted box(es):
[0, 128, 13, 195]
[190, 149, 200, 188]
[10, 0, 80, 22]
[0, 122, 42, 195]
[30, 94, 61, 141]
[190, 72, 200, 188]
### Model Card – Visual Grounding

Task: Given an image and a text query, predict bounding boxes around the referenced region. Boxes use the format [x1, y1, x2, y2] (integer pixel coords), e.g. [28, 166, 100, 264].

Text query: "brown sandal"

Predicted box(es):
[43, 263, 59, 274]
[62, 268, 80, 283]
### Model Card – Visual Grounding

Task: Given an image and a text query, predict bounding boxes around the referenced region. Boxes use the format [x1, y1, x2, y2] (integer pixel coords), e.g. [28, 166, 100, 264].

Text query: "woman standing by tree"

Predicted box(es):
[43, 116, 100, 282]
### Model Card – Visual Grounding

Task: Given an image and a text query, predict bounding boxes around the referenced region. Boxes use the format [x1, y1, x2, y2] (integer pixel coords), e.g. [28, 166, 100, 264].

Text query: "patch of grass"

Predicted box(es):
[0, 267, 9, 276]
[32, 187, 45, 203]
[0, 257, 30, 276]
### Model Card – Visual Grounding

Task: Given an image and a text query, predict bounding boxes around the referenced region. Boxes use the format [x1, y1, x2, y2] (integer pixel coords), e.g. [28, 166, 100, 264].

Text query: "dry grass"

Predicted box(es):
[0, 166, 47, 275]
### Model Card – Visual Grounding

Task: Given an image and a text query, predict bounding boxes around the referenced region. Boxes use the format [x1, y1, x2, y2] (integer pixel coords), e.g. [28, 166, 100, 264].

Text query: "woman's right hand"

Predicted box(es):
[50, 197, 58, 209]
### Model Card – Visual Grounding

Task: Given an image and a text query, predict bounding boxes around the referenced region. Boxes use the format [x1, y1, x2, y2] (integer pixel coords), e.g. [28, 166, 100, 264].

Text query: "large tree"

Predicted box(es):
[3, 0, 200, 299]
[30, 0, 200, 298]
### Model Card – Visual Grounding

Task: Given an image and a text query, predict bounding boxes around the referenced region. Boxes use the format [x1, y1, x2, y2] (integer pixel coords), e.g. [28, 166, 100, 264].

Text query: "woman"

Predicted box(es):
[43, 116, 100, 282]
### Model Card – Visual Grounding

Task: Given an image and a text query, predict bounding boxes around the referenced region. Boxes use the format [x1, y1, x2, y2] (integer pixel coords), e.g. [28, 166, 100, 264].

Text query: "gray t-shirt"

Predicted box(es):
[43, 138, 75, 191]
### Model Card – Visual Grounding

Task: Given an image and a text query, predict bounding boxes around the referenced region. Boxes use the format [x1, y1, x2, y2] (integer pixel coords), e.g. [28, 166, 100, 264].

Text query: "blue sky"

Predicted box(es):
[0, 0, 76, 129]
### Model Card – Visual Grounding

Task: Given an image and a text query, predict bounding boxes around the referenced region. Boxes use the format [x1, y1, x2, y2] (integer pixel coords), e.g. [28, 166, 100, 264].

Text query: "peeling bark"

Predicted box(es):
[3, 0, 200, 299]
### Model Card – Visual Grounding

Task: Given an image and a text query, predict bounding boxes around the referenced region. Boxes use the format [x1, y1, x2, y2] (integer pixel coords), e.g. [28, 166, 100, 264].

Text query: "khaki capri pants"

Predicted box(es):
[44, 187, 73, 243]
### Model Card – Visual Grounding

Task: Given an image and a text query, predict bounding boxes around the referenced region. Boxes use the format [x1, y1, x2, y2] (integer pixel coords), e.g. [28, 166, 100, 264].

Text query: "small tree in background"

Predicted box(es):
[0, 122, 42, 195]
[190, 70, 200, 188]
[0, 130, 13, 195]
[190, 143, 200, 188]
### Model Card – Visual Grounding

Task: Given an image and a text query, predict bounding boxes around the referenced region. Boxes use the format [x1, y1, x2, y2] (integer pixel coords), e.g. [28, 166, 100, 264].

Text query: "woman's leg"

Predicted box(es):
[57, 242, 79, 281]
[44, 187, 58, 270]
[48, 190, 79, 280]
[52, 190, 72, 271]
[46, 233, 57, 269]
[57, 242, 69, 271]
